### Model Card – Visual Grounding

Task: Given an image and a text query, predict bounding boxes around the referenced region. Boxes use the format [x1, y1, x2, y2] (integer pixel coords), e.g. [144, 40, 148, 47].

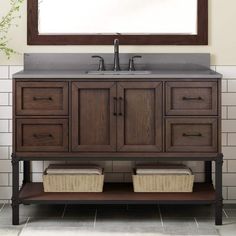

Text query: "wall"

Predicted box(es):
[0, 0, 236, 203]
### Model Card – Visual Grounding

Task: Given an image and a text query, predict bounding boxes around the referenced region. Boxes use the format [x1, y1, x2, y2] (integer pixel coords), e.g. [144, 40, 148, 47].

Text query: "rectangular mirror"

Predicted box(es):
[28, 0, 208, 45]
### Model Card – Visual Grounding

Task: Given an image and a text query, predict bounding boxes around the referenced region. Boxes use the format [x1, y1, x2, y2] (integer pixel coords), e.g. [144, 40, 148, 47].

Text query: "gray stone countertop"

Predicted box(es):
[13, 69, 222, 79]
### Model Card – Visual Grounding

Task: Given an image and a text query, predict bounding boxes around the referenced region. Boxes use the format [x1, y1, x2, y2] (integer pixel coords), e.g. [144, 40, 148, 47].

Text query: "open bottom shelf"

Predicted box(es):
[19, 183, 216, 204]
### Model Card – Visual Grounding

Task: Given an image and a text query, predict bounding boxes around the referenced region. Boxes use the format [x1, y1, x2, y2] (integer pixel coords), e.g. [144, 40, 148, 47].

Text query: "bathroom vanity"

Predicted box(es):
[12, 53, 223, 225]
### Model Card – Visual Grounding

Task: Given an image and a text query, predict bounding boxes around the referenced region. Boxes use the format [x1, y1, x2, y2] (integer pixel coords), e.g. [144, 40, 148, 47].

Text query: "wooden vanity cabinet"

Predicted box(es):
[12, 78, 223, 226]
[14, 79, 220, 155]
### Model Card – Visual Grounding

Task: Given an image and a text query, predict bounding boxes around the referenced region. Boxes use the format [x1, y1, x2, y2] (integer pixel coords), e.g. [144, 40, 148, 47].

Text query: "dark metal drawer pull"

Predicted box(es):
[183, 133, 202, 137]
[182, 96, 203, 101]
[33, 97, 53, 101]
[113, 97, 117, 116]
[33, 133, 53, 139]
[118, 97, 123, 116]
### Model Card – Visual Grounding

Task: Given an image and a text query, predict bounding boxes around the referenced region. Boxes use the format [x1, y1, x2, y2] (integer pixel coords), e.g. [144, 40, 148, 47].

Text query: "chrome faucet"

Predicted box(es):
[113, 39, 121, 71]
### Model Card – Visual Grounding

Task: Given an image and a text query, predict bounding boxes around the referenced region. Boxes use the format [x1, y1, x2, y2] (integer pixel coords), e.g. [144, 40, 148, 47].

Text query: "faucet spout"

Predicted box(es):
[113, 39, 121, 71]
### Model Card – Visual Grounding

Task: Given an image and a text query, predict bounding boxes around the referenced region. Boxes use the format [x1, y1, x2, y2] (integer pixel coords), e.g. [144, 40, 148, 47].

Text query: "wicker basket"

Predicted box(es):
[43, 173, 104, 192]
[132, 174, 194, 193]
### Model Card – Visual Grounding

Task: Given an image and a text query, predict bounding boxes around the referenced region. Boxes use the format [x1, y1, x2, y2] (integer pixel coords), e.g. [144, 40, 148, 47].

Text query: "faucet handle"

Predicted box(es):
[92, 55, 105, 71]
[128, 55, 142, 71]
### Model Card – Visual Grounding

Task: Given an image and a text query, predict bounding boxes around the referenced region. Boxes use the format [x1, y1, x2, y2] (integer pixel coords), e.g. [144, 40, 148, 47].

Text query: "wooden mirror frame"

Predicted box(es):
[27, 0, 208, 45]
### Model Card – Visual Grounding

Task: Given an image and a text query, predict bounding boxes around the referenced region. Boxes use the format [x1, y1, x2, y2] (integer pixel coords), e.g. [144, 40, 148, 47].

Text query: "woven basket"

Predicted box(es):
[43, 174, 104, 192]
[132, 174, 194, 193]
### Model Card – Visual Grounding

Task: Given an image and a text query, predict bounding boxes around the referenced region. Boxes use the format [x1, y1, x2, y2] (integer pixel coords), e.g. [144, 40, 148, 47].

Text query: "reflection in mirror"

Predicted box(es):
[38, 0, 197, 35]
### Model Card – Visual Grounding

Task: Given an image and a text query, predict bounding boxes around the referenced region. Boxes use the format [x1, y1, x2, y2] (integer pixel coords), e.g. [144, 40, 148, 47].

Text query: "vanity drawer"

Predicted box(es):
[165, 82, 218, 115]
[166, 118, 218, 152]
[16, 119, 68, 152]
[16, 82, 68, 116]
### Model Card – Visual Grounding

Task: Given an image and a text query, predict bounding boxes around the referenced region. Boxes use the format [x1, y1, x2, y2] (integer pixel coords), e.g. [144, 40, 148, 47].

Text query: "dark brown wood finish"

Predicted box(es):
[12, 77, 223, 226]
[13, 78, 221, 157]
[166, 82, 218, 116]
[16, 82, 68, 116]
[27, 0, 208, 45]
[19, 183, 215, 202]
[166, 118, 218, 153]
[117, 82, 163, 152]
[16, 119, 68, 152]
[71, 82, 117, 152]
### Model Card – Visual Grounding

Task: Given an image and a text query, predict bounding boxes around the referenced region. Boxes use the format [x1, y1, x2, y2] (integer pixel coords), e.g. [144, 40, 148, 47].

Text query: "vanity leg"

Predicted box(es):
[215, 154, 223, 225]
[11, 154, 20, 225]
[23, 161, 31, 185]
[205, 161, 212, 184]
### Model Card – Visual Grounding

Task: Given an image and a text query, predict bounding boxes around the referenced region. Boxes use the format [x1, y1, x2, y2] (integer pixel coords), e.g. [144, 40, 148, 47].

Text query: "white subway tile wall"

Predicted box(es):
[0, 65, 236, 203]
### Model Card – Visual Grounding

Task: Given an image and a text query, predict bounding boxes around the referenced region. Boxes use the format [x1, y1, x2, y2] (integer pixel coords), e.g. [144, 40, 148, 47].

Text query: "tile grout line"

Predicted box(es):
[61, 205, 67, 218]
[0, 203, 5, 213]
[93, 208, 97, 228]
[158, 205, 164, 228]
[194, 217, 199, 228]
[19, 217, 30, 236]
[223, 208, 229, 218]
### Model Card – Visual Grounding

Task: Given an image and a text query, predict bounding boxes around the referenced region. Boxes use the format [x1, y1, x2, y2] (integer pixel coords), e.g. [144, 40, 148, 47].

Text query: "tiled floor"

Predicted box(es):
[0, 204, 236, 236]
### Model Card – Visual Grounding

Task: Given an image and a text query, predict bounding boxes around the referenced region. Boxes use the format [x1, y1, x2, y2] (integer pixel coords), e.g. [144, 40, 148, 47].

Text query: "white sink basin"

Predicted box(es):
[87, 70, 152, 75]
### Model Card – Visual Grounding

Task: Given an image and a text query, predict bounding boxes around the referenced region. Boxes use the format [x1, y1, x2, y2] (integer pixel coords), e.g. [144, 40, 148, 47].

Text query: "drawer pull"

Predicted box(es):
[33, 133, 53, 139]
[113, 97, 117, 116]
[182, 96, 203, 101]
[118, 97, 123, 116]
[33, 96, 53, 101]
[183, 133, 202, 137]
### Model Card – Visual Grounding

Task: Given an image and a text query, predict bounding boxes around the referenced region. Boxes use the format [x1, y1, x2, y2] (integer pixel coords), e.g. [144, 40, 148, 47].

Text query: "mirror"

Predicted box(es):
[28, 0, 208, 45]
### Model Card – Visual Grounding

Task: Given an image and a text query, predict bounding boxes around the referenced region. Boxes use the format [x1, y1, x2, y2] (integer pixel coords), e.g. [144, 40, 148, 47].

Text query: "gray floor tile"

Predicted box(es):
[96, 205, 162, 232]
[195, 216, 236, 236]
[63, 204, 96, 218]
[223, 204, 236, 209]
[96, 205, 160, 220]
[197, 227, 219, 236]
[0, 204, 65, 218]
[224, 209, 236, 218]
[163, 218, 199, 235]
[0, 226, 23, 236]
[20, 227, 164, 236]
[160, 205, 218, 218]
[27, 217, 94, 228]
[95, 223, 164, 233]
[0, 204, 4, 212]
[217, 224, 236, 236]
[0, 217, 28, 226]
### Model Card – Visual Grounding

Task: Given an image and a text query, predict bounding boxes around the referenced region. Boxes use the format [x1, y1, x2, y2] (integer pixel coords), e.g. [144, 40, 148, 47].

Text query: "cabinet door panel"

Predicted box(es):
[117, 82, 162, 152]
[72, 82, 116, 152]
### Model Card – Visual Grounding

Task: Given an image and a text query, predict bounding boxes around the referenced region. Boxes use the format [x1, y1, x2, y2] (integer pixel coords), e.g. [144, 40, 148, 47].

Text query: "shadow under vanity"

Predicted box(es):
[11, 53, 223, 225]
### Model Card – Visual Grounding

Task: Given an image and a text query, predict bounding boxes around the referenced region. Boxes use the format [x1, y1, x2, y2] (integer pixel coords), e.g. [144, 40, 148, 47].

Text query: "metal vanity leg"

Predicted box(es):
[215, 154, 223, 225]
[23, 161, 31, 185]
[205, 161, 212, 184]
[11, 154, 20, 225]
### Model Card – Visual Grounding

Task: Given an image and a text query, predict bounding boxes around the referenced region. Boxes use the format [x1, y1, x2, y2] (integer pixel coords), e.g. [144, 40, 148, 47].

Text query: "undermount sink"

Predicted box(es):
[87, 70, 152, 75]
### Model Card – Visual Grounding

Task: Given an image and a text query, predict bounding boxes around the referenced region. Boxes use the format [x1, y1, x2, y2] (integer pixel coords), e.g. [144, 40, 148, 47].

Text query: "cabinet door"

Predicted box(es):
[72, 82, 116, 152]
[117, 82, 162, 152]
